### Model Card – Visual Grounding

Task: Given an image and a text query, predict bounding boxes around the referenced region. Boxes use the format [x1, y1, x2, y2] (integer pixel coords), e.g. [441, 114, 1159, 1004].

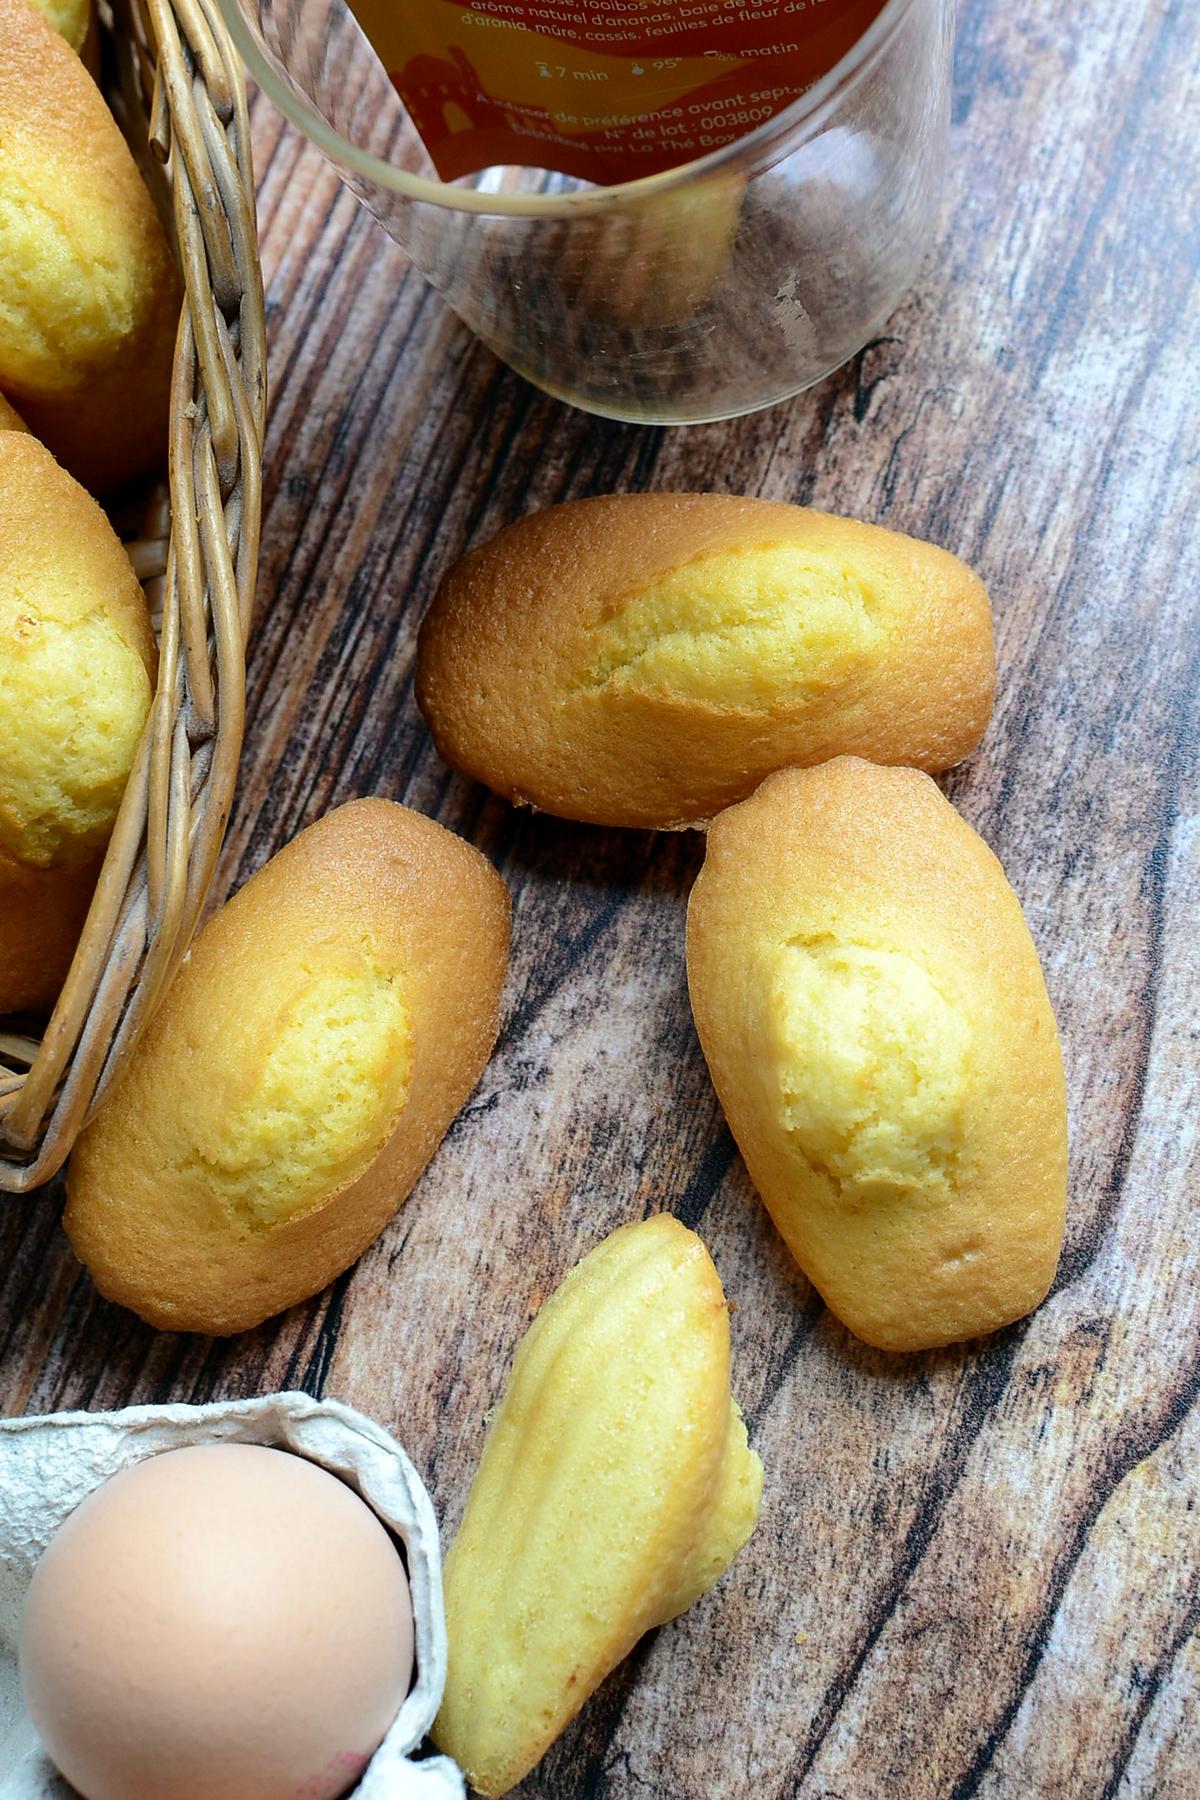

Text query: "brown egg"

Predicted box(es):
[19, 1444, 415, 1800]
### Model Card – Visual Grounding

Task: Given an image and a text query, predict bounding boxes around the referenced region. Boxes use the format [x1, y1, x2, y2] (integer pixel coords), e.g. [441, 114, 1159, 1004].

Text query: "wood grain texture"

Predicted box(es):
[1, 0, 1197, 1795]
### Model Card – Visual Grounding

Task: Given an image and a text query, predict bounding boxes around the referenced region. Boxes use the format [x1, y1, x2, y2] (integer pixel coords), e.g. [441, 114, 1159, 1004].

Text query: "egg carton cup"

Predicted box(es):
[0, 1393, 464, 1800]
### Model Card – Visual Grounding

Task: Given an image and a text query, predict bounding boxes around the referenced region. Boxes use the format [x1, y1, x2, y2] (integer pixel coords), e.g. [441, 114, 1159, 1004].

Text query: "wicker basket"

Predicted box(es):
[0, 0, 266, 1192]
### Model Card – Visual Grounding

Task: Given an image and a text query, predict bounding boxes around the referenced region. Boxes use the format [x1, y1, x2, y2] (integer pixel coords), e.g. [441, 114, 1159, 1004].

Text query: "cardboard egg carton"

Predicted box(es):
[0, 1393, 464, 1799]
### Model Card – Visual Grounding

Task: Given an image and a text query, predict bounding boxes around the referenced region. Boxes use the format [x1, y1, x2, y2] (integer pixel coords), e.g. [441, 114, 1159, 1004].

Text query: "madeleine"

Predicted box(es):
[0, 0, 179, 491]
[417, 493, 994, 829]
[0, 433, 154, 1012]
[434, 1216, 761, 1796]
[66, 800, 511, 1333]
[686, 759, 1068, 1351]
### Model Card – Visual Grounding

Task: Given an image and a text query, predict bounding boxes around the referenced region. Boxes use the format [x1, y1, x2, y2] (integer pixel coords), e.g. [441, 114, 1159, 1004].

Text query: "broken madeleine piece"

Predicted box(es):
[65, 799, 510, 1334]
[686, 758, 1068, 1352]
[433, 1214, 762, 1797]
[416, 493, 994, 829]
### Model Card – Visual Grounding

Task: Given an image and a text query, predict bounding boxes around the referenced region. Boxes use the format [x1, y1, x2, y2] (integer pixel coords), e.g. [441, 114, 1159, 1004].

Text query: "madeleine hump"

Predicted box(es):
[686, 759, 1068, 1352]
[433, 1214, 763, 1797]
[416, 493, 994, 830]
[65, 799, 511, 1334]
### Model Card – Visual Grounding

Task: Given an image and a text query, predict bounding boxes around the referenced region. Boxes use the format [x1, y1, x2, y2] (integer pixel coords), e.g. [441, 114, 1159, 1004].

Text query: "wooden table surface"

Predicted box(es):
[3, 1, 1198, 1794]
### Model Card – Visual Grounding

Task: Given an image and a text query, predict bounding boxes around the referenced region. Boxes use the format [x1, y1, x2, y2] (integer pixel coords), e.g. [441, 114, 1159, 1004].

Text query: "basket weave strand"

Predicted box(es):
[0, 0, 266, 1192]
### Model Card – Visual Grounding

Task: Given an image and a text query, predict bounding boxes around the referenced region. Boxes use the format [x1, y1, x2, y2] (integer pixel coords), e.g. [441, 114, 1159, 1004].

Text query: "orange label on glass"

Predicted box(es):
[349, 0, 888, 185]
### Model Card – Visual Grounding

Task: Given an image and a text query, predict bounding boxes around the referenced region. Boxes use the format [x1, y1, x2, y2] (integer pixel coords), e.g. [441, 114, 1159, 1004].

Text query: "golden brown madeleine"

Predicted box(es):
[686, 759, 1068, 1352]
[0, 0, 180, 493]
[433, 1215, 762, 1797]
[0, 393, 27, 432]
[66, 799, 511, 1334]
[416, 493, 994, 830]
[0, 433, 155, 1012]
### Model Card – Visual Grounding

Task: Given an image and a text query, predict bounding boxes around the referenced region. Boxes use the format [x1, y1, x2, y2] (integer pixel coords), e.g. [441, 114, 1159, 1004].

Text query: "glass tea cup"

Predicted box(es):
[220, 0, 953, 424]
